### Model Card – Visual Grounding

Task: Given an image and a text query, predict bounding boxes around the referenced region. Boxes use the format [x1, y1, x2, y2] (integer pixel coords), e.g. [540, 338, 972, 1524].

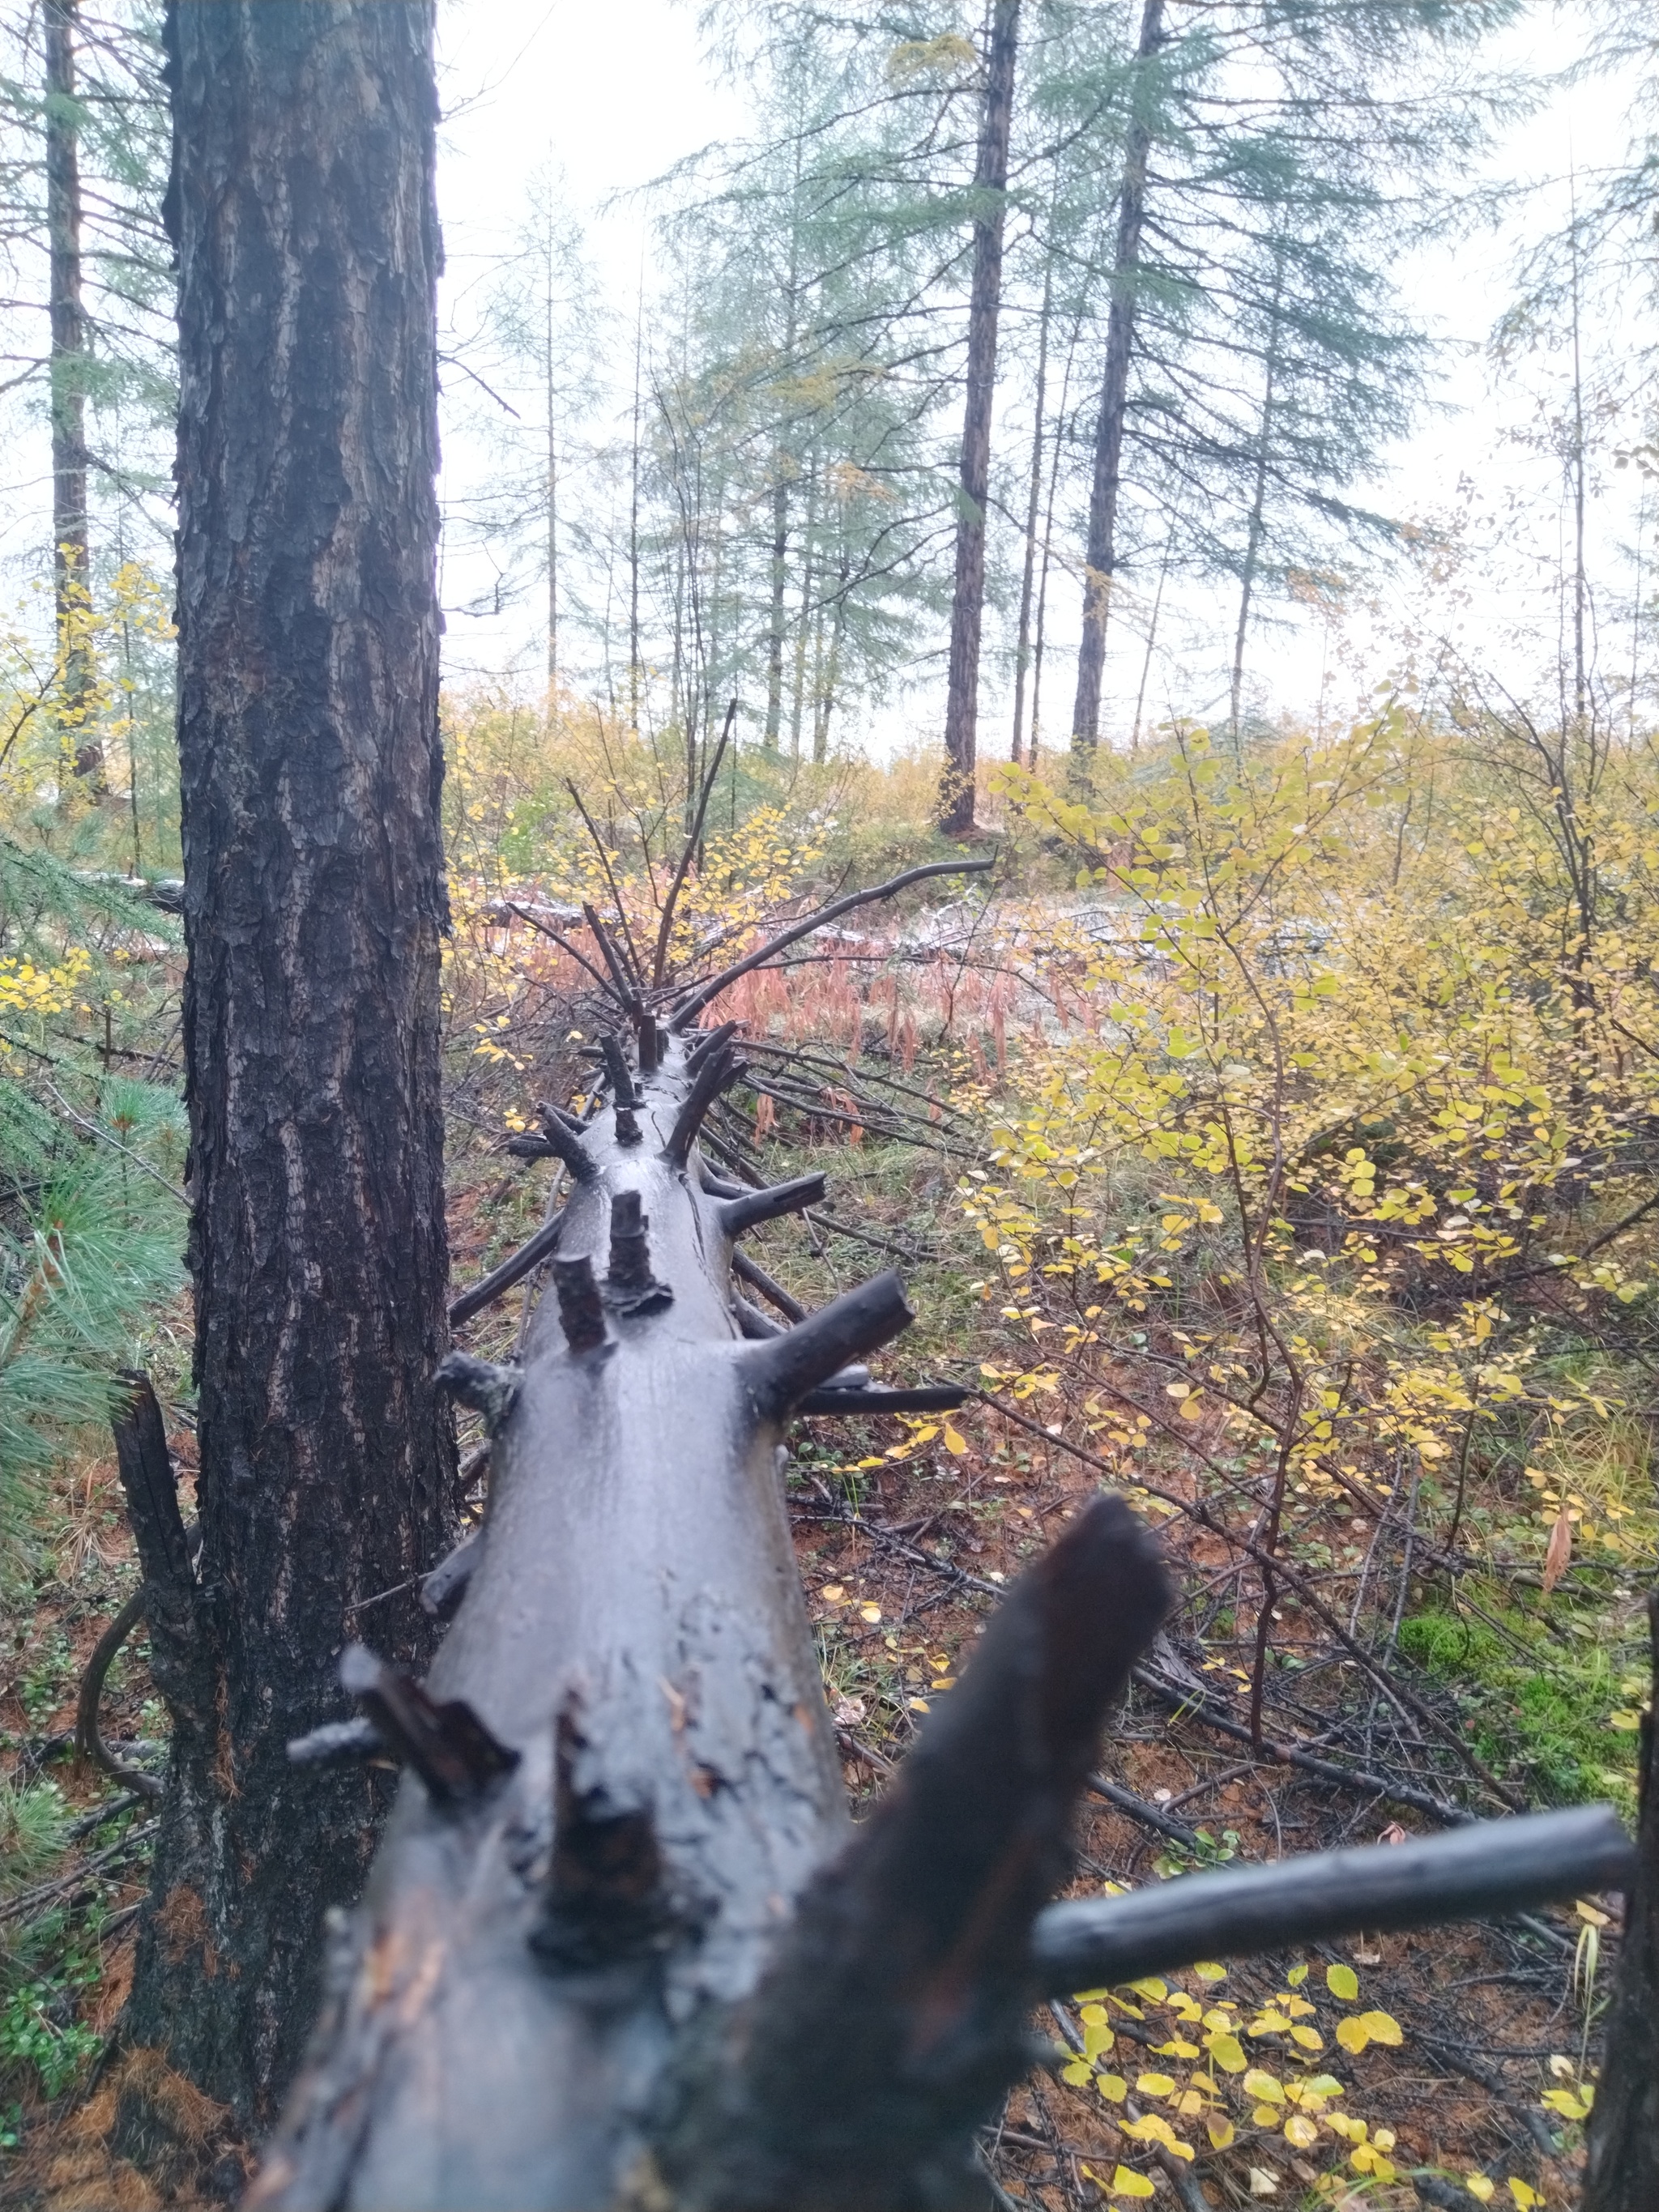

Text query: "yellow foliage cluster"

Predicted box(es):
[0, 559, 174, 821]
[1060, 1954, 1567, 2206]
[0, 946, 91, 1023]
[967, 702, 1658, 1594]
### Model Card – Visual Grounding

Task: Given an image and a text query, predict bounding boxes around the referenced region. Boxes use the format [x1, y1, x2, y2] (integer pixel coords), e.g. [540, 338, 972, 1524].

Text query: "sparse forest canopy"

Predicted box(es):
[1, 4, 1658, 2211]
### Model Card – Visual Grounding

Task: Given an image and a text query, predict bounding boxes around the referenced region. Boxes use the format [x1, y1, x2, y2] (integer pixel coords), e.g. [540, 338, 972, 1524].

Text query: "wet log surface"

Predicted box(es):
[249, 1011, 1636, 2211]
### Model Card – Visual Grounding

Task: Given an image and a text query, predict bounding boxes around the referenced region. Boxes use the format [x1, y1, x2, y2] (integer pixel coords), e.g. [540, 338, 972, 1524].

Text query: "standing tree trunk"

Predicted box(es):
[1069, 0, 1165, 767]
[123, 0, 453, 2126]
[545, 245, 559, 697]
[1227, 251, 1285, 757]
[1009, 254, 1051, 768]
[45, 0, 96, 774]
[938, 0, 1019, 837]
[764, 473, 789, 749]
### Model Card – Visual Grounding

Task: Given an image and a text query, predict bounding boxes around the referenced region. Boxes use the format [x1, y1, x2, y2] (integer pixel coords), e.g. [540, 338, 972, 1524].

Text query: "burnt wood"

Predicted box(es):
[1033, 1804, 1636, 1993]
[252, 1031, 864, 2210]
[659, 1496, 1170, 2210]
[719, 1172, 829, 1238]
[1582, 1590, 1659, 2212]
[246, 994, 1640, 2208]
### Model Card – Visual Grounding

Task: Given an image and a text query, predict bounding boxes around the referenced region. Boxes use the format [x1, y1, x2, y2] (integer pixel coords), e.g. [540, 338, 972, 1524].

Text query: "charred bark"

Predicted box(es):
[252, 1024, 1128, 2212]
[123, 0, 451, 2125]
[250, 1033, 865, 2210]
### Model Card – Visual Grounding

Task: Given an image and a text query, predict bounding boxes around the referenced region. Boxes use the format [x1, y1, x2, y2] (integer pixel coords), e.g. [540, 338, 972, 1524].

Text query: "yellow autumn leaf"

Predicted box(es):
[1194, 1962, 1228, 1982]
[1097, 2073, 1128, 2103]
[1508, 2182, 1542, 2209]
[1136, 2072, 1177, 2099]
[1111, 2167, 1156, 2199]
[1466, 2180, 1495, 2204]
[1335, 2017, 1371, 2055]
[1252, 2105, 1281, 2126]
[859, 1602, 882, 1623]
[1120, 2114, 1193, 2158]
[1358, 2009, 1403, 2046]
[1326, 1963, 1359, 2001]
[1205, 2031, 1247, 2073]
[1206, 2116, 1236, 2149]
[1060, 2060, 1091, 2087]
[1284, 2116, 1320, 2149]
[1248, 2010, 1292, 2035]
[1290, 2025, 1324, 2051]
[941, 1422, 969, 1456]
[1129, 1978, 1169, 2001]
[1243, 2069, 1285, 2103]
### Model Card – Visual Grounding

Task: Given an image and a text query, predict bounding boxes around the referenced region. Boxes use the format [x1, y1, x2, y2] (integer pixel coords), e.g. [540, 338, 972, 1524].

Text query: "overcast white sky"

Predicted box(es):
[429, 1, 1650, 755]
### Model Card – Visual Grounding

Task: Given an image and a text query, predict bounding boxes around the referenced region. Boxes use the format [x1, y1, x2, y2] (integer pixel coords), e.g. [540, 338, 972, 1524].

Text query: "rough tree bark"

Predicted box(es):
[939, 0, 1019, 838]
[1581, 1588, 1659, 2212]
[44, 0, 96, 766]
[1069, 0, 1165, 765]
[122, 0, 453, 2125]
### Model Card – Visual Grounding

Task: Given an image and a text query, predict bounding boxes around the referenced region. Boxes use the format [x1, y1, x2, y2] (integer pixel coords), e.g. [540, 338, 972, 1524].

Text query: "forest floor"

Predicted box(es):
[0, 1059, 1633, 2212]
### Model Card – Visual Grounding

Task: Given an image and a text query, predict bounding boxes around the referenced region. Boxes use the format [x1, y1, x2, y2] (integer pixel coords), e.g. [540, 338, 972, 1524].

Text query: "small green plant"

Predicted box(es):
[0, 1975, 101, 2099]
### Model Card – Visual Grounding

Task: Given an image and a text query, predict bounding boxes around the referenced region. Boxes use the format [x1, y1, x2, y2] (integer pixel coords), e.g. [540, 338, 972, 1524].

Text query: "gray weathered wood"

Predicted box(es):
[1032, 1804, 1636, 1993]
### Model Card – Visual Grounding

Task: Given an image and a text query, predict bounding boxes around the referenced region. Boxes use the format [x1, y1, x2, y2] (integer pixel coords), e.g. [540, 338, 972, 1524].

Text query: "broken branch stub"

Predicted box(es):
[719, 1172, 828, 1238]
[741, 1268, 915, 1417]
[660, 1494, 1171, 2210]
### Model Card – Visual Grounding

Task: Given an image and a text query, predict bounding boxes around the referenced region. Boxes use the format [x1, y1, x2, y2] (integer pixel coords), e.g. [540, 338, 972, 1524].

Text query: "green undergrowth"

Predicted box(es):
[1397, 1591, 1647, 1816]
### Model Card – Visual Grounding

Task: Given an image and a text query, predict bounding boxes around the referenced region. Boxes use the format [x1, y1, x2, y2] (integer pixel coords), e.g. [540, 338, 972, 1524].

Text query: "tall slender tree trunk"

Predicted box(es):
[1567, 171, 1589, 731]
[815, 548, 851, 765]
[1227, 254, 1285, 757]
[629, 283, 643, 738]
[545, 243, 559, 697]
[125, 0, 453, 2125]
[1010, 254, 1052, 767]
[45, 0, 96, 774]
[1027, 307, 1082, 776]
[1129, 521, 1173, 755]
[939, 0, 1019, 836]
[764, 154, 804, 753]
[1070, 0, 1165, 765]
[765, 475, 789, 748]
[790, 451, 819, 760]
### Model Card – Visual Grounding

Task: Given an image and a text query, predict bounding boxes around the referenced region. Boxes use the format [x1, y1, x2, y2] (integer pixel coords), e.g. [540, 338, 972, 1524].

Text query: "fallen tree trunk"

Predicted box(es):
[250, 1002, 1172, 2211]
[237, 971, 1637, 2209]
